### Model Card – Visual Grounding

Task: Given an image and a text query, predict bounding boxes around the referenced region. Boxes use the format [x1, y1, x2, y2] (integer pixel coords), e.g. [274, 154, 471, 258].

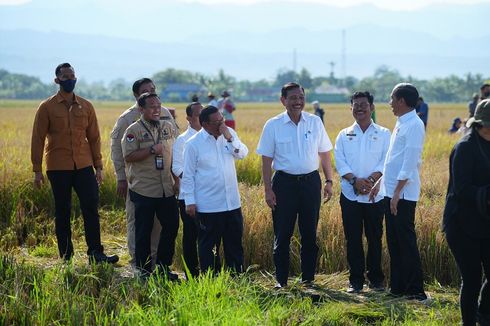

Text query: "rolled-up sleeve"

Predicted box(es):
[229, 129, 248, 159]
[397, 128, 424, 181]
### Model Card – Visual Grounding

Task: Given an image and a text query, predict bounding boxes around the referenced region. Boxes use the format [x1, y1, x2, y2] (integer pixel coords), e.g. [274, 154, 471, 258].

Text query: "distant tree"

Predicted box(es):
[274, 69, 299, 87]
[152, 68, 200, 90]
[298, 68, 313, 89]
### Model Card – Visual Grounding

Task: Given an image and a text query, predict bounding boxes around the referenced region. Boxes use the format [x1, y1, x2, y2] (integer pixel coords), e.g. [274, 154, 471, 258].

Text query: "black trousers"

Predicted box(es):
[446, 226, 490, 326]
[340, 194, 384, 288]
[178, 199, 199, 277]
[47, 166, 103, 259]
[384, 197, 426, 297]
[197, 208, 243, 274]
[272, 170, 321, 285]
[129, 190, 179, 274]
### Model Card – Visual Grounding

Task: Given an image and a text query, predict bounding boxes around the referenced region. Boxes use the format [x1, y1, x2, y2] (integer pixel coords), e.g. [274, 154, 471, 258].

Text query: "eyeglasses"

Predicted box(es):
[287, 95, 305, 101]
[207, 118, 224, 125]
[352, 102, 370, 110]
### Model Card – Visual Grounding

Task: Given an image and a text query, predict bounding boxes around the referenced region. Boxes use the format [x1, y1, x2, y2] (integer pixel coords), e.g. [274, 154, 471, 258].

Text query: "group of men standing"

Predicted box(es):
[31, 63, 427, 301]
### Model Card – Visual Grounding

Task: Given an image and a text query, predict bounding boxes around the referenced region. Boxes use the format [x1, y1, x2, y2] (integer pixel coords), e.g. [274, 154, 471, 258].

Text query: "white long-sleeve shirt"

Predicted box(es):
[172, 124, 199, 198]
[334, 121, 391, 203]
[181, 128, 248, 213]
[381, 110, 425, 201]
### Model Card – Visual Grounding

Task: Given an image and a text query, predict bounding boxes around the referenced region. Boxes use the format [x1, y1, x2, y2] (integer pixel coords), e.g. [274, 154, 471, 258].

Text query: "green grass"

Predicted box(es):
[0, 255, 460, 325]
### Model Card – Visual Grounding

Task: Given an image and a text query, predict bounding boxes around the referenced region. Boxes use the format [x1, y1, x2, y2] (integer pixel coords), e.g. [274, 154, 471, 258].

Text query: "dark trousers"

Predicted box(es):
[272, 170, 321, 285]
[384, 197, 425, 296]
[178, 199, 199, 277]
[446, 226, 490, 326]
[340, 194, 384, 288]
[47, 166, 103, 259]
[197, 208, 243, 274]
[129, 190, 179, 274]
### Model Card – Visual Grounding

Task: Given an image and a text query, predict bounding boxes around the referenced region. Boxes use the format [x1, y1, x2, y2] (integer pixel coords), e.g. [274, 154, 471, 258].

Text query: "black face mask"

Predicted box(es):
[59, 79, 76, 93]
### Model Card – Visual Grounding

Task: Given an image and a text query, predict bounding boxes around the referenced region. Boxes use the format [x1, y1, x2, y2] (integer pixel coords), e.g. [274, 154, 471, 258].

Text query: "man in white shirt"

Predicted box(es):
[257, 82, 334, 288]
[370, 83, 427, 300]
[172, 101, 203, 277]
[181, 106, 248, 273]
[335, 91, 391, 293]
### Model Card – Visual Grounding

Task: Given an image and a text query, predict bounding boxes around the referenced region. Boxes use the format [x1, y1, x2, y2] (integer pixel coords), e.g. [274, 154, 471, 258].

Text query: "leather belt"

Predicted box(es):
[276, 170, 317, 181]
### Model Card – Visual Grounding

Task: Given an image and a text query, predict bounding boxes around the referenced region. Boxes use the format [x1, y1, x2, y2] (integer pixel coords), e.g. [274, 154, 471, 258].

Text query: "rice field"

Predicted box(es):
[0, 99, 468, 324]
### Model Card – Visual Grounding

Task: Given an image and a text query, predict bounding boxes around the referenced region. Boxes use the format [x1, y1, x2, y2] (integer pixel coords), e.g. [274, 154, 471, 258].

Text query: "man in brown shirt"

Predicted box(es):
[122, 92, 179, 278]
[31, 62, 118, 264]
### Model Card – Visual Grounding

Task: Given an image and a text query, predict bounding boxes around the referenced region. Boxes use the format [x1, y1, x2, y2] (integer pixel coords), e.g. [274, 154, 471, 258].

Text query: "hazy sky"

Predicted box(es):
[1, 0, 490, 10]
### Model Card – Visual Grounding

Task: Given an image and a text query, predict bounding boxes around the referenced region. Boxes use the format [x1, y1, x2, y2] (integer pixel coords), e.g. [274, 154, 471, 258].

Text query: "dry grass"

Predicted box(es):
[0, 99, 467, 285]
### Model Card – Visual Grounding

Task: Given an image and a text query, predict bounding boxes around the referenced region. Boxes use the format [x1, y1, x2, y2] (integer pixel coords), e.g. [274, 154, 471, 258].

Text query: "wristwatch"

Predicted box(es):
[348, 176, 357, 186]
[149, 145, 155, 154]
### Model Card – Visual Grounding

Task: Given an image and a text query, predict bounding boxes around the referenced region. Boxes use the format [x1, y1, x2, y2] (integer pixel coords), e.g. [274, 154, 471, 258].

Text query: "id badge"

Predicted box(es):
[155, 155, 164, 170]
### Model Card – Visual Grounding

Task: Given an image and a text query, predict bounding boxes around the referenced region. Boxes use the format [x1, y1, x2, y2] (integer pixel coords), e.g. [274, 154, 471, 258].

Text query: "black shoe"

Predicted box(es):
[166, 271, 179, 281]
[347, 284, 363, 294]
[88, 252, 119, 264]
[369, 282, 385, 292]
[405, 292, 428, 302]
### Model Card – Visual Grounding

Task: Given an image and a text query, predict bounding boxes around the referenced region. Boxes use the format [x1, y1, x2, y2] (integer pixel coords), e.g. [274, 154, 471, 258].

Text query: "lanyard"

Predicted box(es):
[139, 120, 161, 145]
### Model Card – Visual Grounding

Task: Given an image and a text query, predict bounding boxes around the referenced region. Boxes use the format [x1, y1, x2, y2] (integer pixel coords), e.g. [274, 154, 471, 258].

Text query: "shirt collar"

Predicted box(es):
[281, 111, 306, 124]
[398, 109, 417, 123]
[187, 124, 199, 135]
[349, 120, 377, 133]
[56, 91, 79, 104]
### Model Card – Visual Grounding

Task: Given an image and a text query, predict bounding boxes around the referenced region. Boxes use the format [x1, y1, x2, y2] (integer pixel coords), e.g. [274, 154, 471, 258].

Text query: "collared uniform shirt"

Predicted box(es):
[256, 111, 332, 174]
[31, 91, 102, 172]
[121, 118, 176, 198]
[181, 128, 248, 213]
[335, 121, 391, 203]
[172, 124, 199, 197]
[110, 104, 178, 181]
[381, 110, 425, 201]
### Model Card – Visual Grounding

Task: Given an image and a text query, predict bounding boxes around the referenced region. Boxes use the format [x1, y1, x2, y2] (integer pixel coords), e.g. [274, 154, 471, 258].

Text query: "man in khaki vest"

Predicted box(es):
[121, 92, 179, 277]
[110, 78, 177, 267]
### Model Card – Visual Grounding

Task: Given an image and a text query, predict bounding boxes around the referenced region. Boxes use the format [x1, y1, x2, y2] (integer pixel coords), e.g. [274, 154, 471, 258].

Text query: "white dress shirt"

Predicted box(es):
[172, 124, 199, 198]
[381, 110, 425, 201]
[335, 121, 391, 203]
[256, 111, 332, 174]
[181, 128, 248, 213]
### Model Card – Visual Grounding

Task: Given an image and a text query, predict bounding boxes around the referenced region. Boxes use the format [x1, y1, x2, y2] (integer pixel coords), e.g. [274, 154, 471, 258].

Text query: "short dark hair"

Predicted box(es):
[186, 102, 201, 117]
[281, 82, 304, 98]
[199, 105, 218, 125]
[55, 63, 72, 77]
[137, 92, 159, 108]
[392, 83, 419, 108]
[481, 83, 490, 90]
[132, 78, 154, 95]
[350, 91, 374, 105]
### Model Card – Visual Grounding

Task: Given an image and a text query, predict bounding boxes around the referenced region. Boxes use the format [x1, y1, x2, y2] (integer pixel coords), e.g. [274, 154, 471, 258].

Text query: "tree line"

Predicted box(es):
[0, 67, 487, 103]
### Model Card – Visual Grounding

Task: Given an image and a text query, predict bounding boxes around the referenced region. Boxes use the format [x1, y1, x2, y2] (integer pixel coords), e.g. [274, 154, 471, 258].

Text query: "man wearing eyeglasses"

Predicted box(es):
[334, 91, 391, 294]
[181, 105, 248, 274]
[257, 82, 334, 288]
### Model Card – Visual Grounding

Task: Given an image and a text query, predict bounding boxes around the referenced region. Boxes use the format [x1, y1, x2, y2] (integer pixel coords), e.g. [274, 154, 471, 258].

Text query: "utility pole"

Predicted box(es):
[341, 29, 346, 84]
[293, 48, 297, 73]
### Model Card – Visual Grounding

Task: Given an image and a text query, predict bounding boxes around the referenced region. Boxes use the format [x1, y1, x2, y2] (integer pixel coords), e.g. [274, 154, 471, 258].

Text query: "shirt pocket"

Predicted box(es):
[276, 137, 293, 154]
[72, 107, 88, 130]
[368, 135, 383, 153]
[51, 110, 68, 131]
